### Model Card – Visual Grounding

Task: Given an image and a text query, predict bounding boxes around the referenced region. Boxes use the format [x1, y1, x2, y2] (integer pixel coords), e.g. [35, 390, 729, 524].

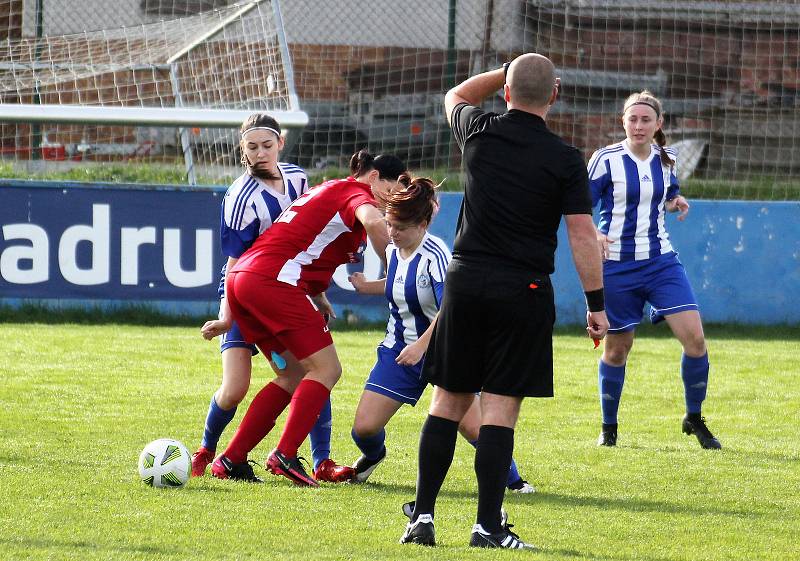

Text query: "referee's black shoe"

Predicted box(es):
[469, 522, 535, 551]
[399, 514, 435, 546]
[351, 446, 387, 483]
[597, 423, 618, 447]
[682, 414, 722, 449]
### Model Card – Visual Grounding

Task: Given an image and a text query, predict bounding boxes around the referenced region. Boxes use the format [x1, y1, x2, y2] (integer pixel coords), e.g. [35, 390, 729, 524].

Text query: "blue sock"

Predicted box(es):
[599, 360, 626, 425]
[351, 427, 386, 460]
[309, 398, 333, 470]
[469, 439, 522, 488]
[201, 395, 237, 451]
[681, 352, 709, 414]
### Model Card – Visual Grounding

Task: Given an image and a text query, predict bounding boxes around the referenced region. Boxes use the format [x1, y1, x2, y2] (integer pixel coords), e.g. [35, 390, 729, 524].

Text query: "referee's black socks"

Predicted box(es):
[475, 424, 515, 533]
[412, 415, 459, 522]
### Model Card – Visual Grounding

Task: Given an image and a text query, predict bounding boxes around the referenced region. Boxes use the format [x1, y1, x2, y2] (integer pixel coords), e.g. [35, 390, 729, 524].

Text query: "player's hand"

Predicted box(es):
[348, 272, 368, 293]
[586, 310, 609, 342]
[311, 292, 336, 320]
[201, 319, 231, 340]
[396, 341, 425, 366]
[597, 231, 615, 261]
[668, 196, 690, 221]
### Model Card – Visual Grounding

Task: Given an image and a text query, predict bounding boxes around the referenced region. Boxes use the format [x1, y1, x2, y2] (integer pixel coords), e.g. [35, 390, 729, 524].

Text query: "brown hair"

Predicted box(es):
[238, 113, 282, 170]
[623, 90, 674, 168]
[384, 173, 439, 226]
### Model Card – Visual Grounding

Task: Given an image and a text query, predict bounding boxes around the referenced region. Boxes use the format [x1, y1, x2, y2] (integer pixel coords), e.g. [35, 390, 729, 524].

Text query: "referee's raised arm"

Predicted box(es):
[443, 66, 505, 124]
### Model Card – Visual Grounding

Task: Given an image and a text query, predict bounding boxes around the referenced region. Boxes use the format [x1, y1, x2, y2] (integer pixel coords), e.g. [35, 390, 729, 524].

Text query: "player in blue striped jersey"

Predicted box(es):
[588, 91, 721, 450]
[194, 113, 353, 482]
[347, 175, 534, 492]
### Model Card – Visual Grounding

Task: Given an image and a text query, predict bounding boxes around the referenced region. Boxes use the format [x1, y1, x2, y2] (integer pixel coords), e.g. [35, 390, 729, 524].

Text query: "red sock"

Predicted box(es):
[276, 379, 331, 459]
[223, 382, 291, 464]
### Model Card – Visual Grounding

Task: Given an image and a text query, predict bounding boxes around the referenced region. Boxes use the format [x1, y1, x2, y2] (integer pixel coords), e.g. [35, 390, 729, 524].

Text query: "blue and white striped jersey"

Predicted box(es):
[217, 162, 308, 296]
[588, 141, 680, 262]
[381, 233, 451, 351]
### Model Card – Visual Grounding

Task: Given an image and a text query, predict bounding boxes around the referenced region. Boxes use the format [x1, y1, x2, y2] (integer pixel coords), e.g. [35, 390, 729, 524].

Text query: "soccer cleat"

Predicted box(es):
[597, 423, 618, 447]
[399, 514, 436, 546]
[470, 523, 536, 550]
[682, 414, 722, 449]
[210, 454, 263, 483]
[266, 449, 320, 487]
[351, 446, 387, 483]
[313, 458, 356, 483]
[508, 478, 536, 494]
[191, 446, 215, 477]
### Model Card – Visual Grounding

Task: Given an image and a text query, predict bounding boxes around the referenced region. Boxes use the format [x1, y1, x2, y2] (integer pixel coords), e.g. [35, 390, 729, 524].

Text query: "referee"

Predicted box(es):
[400, 53, 609, 550]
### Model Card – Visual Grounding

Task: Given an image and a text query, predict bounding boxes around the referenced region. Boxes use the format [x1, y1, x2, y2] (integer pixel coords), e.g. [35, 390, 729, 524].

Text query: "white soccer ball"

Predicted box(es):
[138, 438, 191, 489]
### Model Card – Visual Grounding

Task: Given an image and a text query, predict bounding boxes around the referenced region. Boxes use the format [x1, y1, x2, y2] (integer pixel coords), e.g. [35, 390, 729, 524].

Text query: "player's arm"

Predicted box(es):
[201, 256, 238, 340]
[355, 203, 389, 271]
[396, 313, 438, 366]
[444, 67, 505, 125]
[565, 213, 609, 341]
[348, 272, 386, 295]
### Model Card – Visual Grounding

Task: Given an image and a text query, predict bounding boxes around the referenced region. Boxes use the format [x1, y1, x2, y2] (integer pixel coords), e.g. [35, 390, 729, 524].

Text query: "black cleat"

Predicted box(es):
[470, 522, 535, 550]
[210, 454, 263, 483]
[597, 423, 618, 446]
[351, 446, 386, 483]
[399, 514, 435, 546]
[682, 414, 722, 449]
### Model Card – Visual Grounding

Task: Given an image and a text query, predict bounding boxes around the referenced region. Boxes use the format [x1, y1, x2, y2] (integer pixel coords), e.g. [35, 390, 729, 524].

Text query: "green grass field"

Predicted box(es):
[1, 323, 798, 560]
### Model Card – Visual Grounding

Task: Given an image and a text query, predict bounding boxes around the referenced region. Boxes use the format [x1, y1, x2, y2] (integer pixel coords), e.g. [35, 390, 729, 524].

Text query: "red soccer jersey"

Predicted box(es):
[231, 177, 377, 295]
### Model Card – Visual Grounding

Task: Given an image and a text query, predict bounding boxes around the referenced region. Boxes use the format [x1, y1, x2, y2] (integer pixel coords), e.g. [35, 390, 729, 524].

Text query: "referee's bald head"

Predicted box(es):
[507, 54, 556, 108]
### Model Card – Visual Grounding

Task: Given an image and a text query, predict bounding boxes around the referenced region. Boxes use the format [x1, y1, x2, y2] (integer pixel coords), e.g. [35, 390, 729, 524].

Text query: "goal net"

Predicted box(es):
[1, 0, 799, 199]
[0, 0, 300, 184]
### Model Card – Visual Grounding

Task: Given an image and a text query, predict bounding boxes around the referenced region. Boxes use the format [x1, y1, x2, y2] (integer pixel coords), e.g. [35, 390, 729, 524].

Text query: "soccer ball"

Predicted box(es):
[138, 438, 191, 488]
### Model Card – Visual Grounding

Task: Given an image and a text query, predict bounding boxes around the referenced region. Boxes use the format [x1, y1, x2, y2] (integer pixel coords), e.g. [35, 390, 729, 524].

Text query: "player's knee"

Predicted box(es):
[603, 343, 630, 366]
[352, 418, 381, 438]
[215, 385, 247, 408]
[682, 334, 707, 357]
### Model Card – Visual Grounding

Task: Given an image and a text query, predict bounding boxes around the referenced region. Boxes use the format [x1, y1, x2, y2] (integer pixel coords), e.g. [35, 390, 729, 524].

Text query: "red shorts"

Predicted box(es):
[226, 271, 332, 361]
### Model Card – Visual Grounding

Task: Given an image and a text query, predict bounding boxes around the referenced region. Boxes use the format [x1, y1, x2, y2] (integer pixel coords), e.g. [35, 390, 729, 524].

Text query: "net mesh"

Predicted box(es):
[1, 0, 799, 198]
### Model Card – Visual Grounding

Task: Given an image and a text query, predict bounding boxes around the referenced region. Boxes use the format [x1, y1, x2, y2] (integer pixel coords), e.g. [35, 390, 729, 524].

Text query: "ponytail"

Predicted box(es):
[385, 174, 439, 226]
[654, 129, 674, 168]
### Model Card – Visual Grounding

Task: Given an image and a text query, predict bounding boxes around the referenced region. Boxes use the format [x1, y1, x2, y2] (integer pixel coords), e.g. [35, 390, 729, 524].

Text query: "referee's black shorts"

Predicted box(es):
[422, 263, 556, 398]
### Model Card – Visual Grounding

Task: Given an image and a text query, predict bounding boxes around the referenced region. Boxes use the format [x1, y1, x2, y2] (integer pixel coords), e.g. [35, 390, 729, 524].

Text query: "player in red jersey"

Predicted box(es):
[210, 149, 406, 486]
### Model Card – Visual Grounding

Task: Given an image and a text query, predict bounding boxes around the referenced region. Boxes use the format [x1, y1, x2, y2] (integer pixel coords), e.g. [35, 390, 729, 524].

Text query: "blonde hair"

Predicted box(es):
[623, 90, 674, 168]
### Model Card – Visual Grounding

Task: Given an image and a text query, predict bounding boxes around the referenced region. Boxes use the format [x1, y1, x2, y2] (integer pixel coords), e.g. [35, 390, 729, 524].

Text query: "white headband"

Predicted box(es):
[242, 126, 281, 138]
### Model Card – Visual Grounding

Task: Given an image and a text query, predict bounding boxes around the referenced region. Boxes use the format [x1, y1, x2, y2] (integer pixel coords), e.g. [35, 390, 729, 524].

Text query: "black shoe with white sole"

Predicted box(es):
[351, 446, 386, 483]
[399, 514, 435, 546]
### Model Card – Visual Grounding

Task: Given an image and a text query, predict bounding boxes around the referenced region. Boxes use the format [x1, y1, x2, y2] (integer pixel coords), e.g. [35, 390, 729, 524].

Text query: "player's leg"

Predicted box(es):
[458, 395, 534, 493]
[664, 310, 720, 449]
[352, 345, 426, 483]
[267, 342, 342, 487]
[401, 386, 474, 545]
[598, 331, 634, 446]
[648, 254, 720, 449]
[597, 261, 646, 446]
[211, 350, 304, 482]
[350, 390, 402, 482]
[192, 344, 252, 476]
[309, 397, 356, 483]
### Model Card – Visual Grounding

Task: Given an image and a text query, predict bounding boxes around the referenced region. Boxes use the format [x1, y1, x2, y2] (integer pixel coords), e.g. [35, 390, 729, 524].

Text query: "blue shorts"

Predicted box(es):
[220, 320, 259, 355]
[604, 252, 699, 333]
[364, 345, 427, 406]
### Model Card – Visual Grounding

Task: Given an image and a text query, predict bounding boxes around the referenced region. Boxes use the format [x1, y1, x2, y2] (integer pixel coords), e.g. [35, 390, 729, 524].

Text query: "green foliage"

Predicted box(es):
[3, 161, 799, 199]
[0, 324, 797, 560]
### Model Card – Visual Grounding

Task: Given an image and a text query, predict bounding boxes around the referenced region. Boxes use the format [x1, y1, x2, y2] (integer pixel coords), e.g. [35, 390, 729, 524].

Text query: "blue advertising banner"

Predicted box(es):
[0, 181, 226, 300]
[2, 181, 799, 325]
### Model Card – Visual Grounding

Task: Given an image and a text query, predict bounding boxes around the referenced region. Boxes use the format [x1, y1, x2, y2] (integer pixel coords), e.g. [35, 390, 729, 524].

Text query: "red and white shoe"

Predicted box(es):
[191, 446, 215, 477]
[313, 458, 356, 483]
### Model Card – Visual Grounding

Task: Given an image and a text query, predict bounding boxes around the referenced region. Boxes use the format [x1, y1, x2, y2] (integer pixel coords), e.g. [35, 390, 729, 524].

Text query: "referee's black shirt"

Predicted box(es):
[450, 102, 592, 277]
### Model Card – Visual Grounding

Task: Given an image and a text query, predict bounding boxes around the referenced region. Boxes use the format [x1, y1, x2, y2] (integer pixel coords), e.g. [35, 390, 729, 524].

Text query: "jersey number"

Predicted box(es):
[275, 184, 326, 224]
